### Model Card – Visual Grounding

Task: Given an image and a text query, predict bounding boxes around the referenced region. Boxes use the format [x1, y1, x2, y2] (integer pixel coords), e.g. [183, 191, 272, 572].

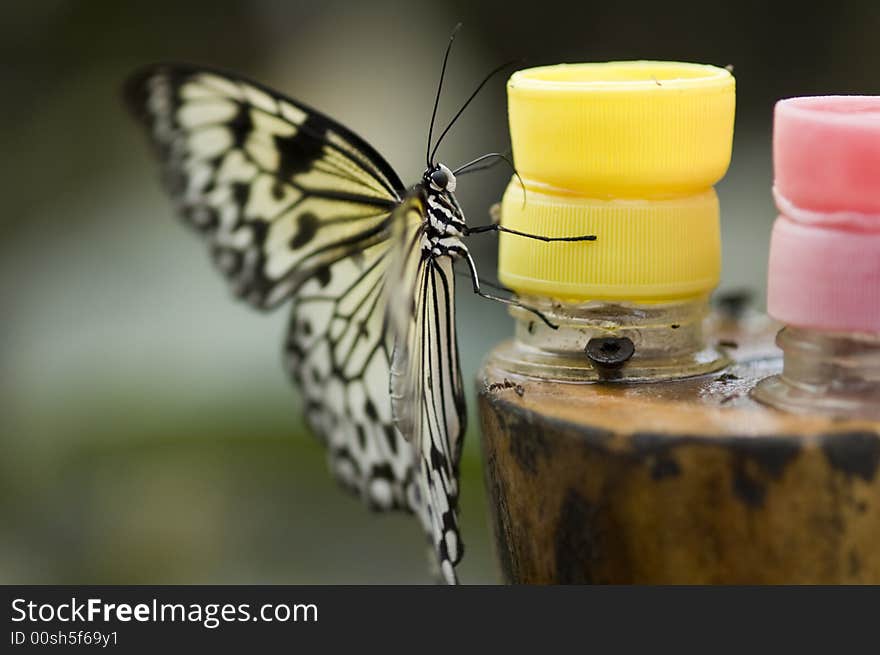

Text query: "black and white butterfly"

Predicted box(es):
[125, 31, 595, 584]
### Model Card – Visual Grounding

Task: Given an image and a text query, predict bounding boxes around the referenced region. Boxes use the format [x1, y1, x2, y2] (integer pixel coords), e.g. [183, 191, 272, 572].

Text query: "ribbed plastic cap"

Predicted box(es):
[507, 61, 735, 196]
[768, 217, 880, 333]
[500, 185, 721, 302]
[774, 96, 880, 216]
[768, 96, 880, 333]
[499, 61, 735, 302]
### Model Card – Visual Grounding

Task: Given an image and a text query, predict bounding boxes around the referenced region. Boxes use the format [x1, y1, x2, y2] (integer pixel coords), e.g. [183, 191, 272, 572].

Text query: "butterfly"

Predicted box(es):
[124, 29, 595, 584]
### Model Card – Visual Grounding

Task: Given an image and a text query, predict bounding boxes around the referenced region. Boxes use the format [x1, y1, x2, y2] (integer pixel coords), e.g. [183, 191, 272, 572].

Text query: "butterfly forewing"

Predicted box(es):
[125, 65, 404, 309]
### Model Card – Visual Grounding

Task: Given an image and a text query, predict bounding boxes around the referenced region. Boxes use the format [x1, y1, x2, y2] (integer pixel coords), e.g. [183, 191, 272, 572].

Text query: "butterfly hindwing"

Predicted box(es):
[285, 195, 425, 512]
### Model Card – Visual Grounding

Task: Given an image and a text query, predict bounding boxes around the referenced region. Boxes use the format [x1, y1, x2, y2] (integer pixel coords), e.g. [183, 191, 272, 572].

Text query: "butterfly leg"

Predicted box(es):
[453, 269, 512, 294]
[465, 224, 597, 242]
[452, 245, 558, 329]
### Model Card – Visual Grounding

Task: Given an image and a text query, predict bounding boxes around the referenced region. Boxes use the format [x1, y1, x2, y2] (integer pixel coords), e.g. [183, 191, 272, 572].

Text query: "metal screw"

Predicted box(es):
[585, 336, 635, 370]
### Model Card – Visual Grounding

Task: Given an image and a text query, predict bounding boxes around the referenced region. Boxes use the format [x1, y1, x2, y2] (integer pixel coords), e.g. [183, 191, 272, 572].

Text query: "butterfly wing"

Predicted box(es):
[125, 65, 420, 511]
[285, 194, 425, 512]
[391, 237, 467, 584]
[125, 64, 404, 309]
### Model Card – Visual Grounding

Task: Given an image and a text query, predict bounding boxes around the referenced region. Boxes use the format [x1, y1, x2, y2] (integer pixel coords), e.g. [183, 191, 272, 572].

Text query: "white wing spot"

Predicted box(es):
[180, 81, 220, 100]
[185, 162, 213, 200]
[280, 101, 308, 125]
[369, 478, 393, 509]
[445, 529, 458, 561]
[251, 110, 297, 138]
[187, 126, 233, 160]
[441, 560, 456, 585]
[196, 73, 243, 99]
[242, 84, 278, 114]
[335, 459, 356, 486]
[177, 100, 237, 128]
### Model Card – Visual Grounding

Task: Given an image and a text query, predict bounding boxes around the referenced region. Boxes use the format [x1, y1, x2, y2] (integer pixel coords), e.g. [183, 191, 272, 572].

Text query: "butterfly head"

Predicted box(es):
[426, 163, 457, 194]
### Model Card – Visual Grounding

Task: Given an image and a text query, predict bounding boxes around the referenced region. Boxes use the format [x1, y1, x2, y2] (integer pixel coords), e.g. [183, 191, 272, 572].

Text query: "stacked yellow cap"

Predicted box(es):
[499, 61, 735, 302]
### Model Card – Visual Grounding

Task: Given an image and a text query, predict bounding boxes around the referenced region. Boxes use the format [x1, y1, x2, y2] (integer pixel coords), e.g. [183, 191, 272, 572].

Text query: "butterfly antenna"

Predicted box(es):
[427, 23, 462, 168]
[454, 151, 527, 207]
[453, 151, 515, 176]
[429, 59, 519, 164]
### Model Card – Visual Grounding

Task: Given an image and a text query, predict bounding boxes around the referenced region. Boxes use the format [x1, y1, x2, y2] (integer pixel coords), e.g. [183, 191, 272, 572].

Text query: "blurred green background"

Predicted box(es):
[2, 1, 878, 583]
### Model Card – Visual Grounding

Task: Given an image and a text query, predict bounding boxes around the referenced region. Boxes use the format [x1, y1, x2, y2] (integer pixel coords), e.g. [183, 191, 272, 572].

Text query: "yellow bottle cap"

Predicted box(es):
[498, 61, 735, 302]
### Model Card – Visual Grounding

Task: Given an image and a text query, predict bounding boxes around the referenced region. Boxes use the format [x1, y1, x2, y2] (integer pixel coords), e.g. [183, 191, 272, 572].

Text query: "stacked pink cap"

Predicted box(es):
[768, 96, 880, 333]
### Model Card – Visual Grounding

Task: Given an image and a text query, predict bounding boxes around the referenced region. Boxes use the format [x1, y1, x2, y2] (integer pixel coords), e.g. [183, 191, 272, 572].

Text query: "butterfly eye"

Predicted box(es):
[430, 169, 449, 188]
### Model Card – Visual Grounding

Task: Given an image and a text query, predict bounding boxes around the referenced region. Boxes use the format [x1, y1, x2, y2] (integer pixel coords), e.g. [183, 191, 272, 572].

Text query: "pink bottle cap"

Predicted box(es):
[774, 96, 880, 216]
[768, 216, 880, 333]
[768, 96, 880, 333]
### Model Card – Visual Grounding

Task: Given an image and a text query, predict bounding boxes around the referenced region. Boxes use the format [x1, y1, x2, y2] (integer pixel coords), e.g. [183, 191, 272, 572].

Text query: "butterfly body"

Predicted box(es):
[390, 167, 471, 584]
